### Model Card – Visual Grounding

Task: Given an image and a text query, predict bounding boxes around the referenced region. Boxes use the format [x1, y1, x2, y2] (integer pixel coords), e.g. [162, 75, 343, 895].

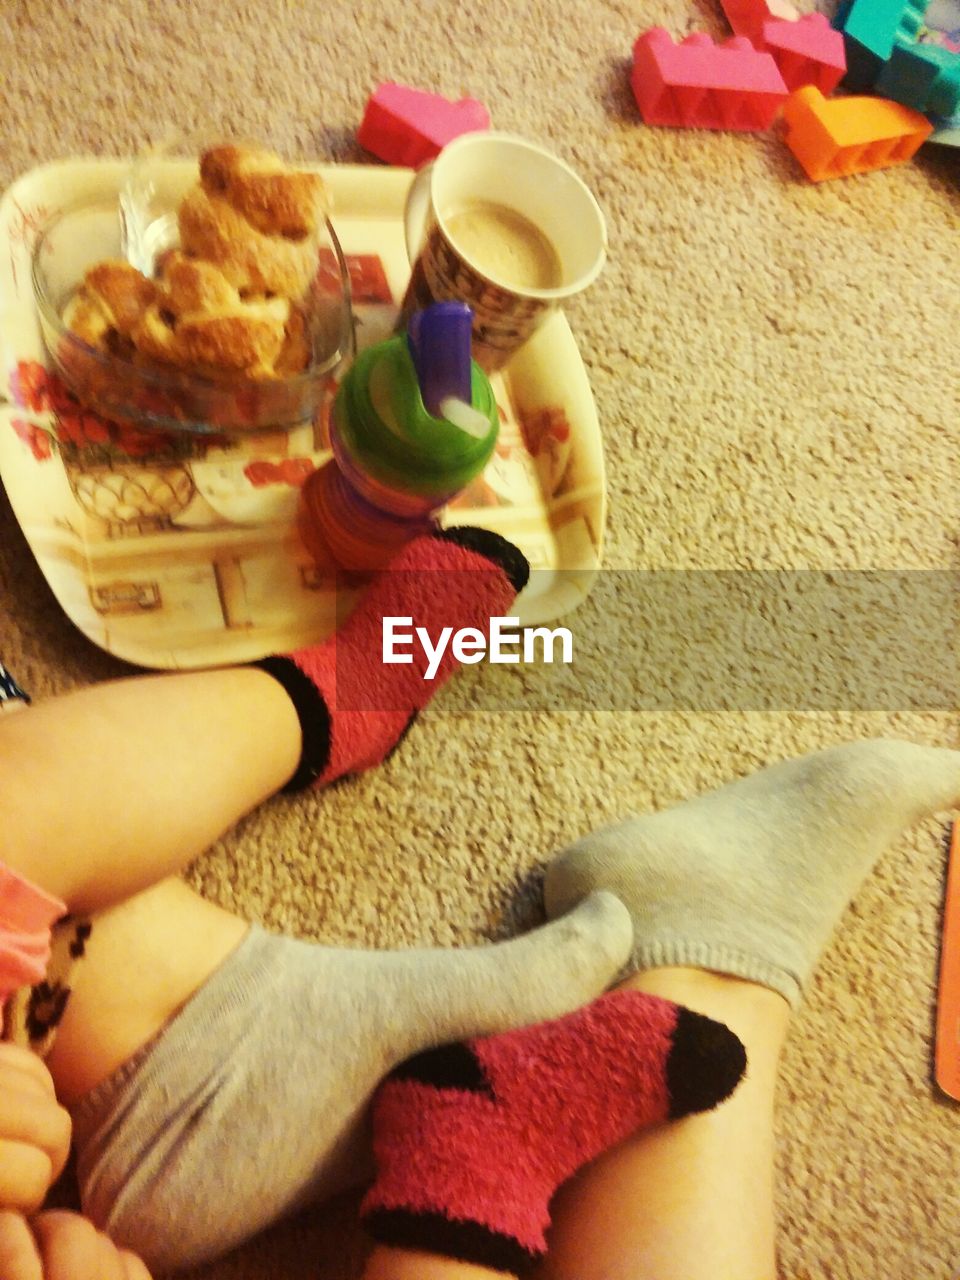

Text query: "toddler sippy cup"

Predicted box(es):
[305, 303, 499, 570]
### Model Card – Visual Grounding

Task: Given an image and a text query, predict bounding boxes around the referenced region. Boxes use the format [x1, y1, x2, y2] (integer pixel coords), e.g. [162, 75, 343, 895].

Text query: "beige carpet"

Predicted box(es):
[2, 0, 959, 1276]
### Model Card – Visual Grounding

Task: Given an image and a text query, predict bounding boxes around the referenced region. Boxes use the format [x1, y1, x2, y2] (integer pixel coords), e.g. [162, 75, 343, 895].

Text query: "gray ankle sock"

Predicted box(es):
[72, 891, 630, 1274]
[544, 740, 960, 1006]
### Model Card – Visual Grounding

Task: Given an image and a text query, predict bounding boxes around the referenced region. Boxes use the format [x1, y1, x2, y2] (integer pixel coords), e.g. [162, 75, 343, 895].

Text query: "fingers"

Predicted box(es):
[0, 1211, 43, 1280]
[0, 1045, 58, 1098]
[32, 1211, 153, 1280]
[0, 1142, 55, 1215]
[0, 1086, 72, 1167]
[0, 1062, 72, 1210]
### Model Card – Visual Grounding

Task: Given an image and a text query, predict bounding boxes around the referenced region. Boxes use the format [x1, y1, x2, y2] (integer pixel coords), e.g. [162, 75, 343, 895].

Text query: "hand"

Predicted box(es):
[0, 1211, 152, 1280]
[0, 1045, 72, 1212]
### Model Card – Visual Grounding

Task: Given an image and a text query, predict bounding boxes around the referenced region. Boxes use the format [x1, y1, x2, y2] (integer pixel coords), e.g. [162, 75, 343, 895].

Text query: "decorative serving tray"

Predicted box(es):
[0, 159, 606, 670]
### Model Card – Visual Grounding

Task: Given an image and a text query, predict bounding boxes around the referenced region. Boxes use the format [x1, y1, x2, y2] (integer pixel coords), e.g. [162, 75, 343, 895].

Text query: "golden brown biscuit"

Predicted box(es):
[200, 145, 329, 238]
[63, 259, 157, 353]
[83, 260, 158, 334]
[160, 251, 239, 315]
[63, 145, 326, 388]
[134, 290, 290, 377]
[179, 186, 319, 299]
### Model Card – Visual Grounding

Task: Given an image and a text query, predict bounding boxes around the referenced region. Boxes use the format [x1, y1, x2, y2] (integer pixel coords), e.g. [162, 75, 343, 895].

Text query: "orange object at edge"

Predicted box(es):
[935, 821, 960, 1101]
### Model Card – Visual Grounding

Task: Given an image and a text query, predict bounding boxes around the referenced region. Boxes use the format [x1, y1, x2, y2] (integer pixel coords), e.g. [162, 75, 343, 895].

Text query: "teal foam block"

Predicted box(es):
[876, 39, 960, 116]
[833, 0, 929, 90]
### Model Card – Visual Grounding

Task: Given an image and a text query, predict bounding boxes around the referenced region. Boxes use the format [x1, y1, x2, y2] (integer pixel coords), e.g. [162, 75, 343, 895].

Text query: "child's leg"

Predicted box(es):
[358, 989, 745, 1279]
[359, 975, 785, 1280]
[0, 526, 527, 917]
[0, 668, 301, 914]
[536, 970, 788, 1280]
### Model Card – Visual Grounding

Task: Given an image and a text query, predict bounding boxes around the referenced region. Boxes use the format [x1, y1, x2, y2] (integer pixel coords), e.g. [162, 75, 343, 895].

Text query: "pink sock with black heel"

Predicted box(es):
[255, 525, 529, 790]
[360, 989, 747, 1273]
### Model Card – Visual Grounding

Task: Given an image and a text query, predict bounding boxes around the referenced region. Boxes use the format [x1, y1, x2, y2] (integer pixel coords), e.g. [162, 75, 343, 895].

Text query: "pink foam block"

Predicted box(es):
[631, 29, 789, 131]
[720, 0, 800, 44]
[357, 83, 490, 168]
[760, 13, 846, 93]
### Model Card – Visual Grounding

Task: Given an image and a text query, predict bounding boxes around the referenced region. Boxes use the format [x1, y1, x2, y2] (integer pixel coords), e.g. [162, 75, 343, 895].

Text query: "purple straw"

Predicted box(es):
[407, 302, 474, 416]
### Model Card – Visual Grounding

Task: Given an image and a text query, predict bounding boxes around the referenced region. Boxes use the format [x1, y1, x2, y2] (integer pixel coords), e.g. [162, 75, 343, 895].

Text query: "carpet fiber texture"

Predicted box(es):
[1, 1, 958, 1276]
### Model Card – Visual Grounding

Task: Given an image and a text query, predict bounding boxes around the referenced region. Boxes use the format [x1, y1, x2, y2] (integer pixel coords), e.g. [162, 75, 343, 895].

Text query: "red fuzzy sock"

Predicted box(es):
[360, 989, 746, 1273]
[256, 526, 529, 789]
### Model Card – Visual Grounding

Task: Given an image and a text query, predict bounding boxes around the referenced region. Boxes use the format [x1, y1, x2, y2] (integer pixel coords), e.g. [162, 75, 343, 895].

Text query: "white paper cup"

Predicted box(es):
[401, 132, 607, 371]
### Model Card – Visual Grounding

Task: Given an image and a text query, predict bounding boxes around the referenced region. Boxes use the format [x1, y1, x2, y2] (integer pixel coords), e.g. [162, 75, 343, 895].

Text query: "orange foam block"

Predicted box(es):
[632, 29, 789, 131]
[358, 83, 490, 168]
[761, 13, 847, 93]
[783, 85, 933, 180]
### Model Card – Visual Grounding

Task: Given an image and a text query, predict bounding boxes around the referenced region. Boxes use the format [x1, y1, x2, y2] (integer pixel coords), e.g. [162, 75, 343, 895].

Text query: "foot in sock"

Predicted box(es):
[74, 891, 632, 1273]
[360, 989, 746, 1273]
[544, 739, 960, 1005]
[256, 526, 529, 790]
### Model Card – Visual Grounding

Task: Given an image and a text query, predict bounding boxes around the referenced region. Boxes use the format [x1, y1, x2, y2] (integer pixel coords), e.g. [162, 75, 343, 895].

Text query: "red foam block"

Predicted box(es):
[358, 83, 490, 168]
[720, 0, 799, 44]
[631, 29, 789, 131]
[761, 13, 846, 94]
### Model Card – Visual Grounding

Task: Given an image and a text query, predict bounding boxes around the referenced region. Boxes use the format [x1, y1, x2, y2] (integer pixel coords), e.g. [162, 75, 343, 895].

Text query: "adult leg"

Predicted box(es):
[46, 881, 632, 1273]
[536, 738, 960, 1280]
[356, 740, 960, 1280]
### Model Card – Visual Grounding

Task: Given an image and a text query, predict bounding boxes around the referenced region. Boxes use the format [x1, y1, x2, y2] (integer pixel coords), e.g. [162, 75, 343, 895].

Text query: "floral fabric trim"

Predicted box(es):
[3, 918, 92, 1058]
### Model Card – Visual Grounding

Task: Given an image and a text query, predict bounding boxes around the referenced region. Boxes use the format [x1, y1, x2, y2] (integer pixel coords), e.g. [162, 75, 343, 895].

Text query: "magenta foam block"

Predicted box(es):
[357, 83, 491, 167]
[761, 13, 847, 93]
[631, 29, 789, 131]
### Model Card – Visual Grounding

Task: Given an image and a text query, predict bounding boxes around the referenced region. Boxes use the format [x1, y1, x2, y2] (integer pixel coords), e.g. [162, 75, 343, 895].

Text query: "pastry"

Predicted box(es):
[133, 251, 291, 377]
[199, 144, 328, 238]
[63, 145, 330, 382]
[63, 259, 158, 358]
[178, 185, 319, 300]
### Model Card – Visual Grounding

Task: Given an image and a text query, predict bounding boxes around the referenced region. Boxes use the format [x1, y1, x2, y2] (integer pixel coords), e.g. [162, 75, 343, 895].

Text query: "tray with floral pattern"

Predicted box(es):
[0, 159, 606, 670]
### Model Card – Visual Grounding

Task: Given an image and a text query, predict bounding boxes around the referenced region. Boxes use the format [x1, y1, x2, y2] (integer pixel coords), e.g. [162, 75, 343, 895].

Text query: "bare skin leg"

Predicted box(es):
[537, 968, 789, 1280]
[364, 1249, 510, 1280]
[45, 879, 249, 1106]
[0, 669, 301, 913]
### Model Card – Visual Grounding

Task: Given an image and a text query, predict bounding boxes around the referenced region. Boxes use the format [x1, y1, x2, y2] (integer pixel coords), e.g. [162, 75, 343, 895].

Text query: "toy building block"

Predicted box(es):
[631, 29, 789, 131]
[761, 13, 847, 94]
[783, 84, 934, 180]
[832, 0, 929, 92]
[720, 0, 799, 45]
[358, 83, 490, 168]
[875, 38, 960, 118]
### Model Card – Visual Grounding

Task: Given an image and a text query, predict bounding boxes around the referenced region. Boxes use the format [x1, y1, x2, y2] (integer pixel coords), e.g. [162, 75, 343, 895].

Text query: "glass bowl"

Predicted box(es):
[31, 159, 354, 437]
